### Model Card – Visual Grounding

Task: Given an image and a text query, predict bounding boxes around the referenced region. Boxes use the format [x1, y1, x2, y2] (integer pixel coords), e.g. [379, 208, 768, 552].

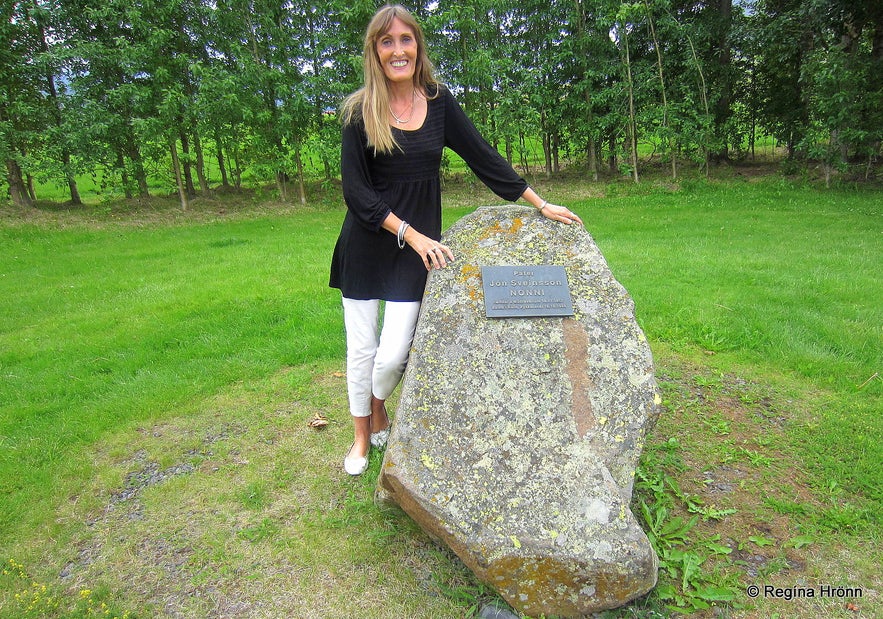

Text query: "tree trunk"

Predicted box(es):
[295, 146, 306, 205]
[871, 8, 883, 175]
[276, 170, 288, 202]
[6, 159, 32, 207]
[117, 150, 133, 199]
[126, 132, 150, 197]
[192, 130, 209, 193]
[585, 89, 598, 181]
[519, 132, 530, 176]
[179, 132, 196, 197]
[170, 139, 189, 211]
[217, 144, 230, 188]
[231, 145, 242, 188]
[65, 153, 82, 204]
[623, 28, 640, 183]
[26, 172, 36, 201]
[608, 132, 617, 172]
[323, 155, 332, 182]
[575, 0, 598, 182]
[587, 135, 598, 181]
[553, 132, 560, 174]
[749, 115, 756, 160]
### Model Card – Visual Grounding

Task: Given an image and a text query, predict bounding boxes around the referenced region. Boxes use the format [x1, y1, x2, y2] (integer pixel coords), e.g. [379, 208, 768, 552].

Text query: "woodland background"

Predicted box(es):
[2, 0, 883, 209]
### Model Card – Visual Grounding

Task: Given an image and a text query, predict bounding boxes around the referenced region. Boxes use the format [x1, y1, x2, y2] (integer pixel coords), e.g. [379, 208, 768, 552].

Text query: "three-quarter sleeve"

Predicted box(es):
[442, 89, 528, 202]
[341, 119, 392, 231]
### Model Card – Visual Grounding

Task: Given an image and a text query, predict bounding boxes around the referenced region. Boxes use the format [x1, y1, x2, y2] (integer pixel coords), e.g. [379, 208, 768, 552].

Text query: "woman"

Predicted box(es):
[330, 4, 582, 476]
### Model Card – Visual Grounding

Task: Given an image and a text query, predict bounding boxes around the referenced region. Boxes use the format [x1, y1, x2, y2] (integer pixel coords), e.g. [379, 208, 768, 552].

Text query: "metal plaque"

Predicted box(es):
[481, 265, 574, 318]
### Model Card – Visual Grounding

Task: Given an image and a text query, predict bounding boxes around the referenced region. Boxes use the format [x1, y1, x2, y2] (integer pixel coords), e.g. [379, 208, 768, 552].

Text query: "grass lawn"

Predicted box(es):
[0, 170, 880, 618]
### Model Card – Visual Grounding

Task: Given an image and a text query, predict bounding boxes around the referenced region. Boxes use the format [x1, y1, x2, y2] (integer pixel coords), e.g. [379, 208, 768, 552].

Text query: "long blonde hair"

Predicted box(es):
[340, 4, 439, 154]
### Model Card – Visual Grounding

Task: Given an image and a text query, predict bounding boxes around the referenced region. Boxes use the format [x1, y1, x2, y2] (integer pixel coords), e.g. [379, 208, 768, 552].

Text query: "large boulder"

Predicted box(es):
[377, 206, 661, 616]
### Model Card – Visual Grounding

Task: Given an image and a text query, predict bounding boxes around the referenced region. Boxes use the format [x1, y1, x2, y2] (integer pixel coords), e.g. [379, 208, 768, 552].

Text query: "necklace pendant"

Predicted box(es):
[390, 89, 416, 125]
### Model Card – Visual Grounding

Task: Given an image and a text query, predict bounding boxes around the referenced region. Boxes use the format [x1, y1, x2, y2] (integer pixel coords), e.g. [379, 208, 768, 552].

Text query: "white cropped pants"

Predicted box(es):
[342, 297, 421, 418]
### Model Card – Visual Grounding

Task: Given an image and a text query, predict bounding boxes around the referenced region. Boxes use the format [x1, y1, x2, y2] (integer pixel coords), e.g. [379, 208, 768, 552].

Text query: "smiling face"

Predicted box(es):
[375, 17, 418, 85]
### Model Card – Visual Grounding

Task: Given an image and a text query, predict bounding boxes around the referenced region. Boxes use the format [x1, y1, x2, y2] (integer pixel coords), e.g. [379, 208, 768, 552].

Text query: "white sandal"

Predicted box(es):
[343, 443, 368, 476]
[370, 429, 389, 448]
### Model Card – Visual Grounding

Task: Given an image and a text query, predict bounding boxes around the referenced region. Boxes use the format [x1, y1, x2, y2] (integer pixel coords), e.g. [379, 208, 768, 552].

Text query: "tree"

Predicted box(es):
[63, 0, 153, 198]
[4, 0, 883, 207]
[1, 0, 44, 206]
[750, 0, 811, 157]
[644, 0, 677, 178]
[611, 5, 641, 182]
[30, 0, 83, 203]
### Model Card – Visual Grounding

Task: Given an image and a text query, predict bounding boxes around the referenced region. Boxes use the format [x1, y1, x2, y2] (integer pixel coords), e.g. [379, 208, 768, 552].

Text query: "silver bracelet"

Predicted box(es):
[397, 221, 410, 249]
[538, 200, 548, 211]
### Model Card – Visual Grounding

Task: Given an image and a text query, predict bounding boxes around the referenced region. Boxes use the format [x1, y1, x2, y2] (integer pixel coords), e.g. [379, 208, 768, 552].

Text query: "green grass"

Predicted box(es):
[572, 178, 881, 506]
[592, 179, 878, 381]
[0, 208, 345, 538]
[1, 173, 880, 617]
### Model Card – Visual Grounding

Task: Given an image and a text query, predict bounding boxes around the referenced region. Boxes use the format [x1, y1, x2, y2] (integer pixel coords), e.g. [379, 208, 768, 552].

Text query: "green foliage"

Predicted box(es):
[635, 447, 743, 614]
[5, 0, 883, 207]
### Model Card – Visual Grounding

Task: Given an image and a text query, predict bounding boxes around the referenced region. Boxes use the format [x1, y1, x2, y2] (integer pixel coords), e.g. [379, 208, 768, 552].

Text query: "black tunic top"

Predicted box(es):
[329, 85, 528, 302]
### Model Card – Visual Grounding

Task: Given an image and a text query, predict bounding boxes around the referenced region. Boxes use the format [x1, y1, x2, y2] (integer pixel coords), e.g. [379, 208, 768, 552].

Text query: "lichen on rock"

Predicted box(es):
[377, 206, 660, 616]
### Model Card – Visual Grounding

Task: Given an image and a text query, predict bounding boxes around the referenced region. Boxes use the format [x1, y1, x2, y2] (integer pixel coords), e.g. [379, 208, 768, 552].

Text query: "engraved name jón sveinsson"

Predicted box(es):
[486, 270, 564, 297]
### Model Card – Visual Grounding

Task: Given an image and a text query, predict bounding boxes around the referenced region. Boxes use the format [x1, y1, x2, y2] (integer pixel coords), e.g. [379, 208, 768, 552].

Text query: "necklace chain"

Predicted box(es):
[390, 89, 416, 124]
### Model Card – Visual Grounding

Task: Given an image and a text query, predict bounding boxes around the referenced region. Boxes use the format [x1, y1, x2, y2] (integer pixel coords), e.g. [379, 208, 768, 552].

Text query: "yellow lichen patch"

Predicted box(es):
[459, 263, 481, 280]
[480, 216, 524, 240]
[420, 452, 436, 470]
[457, 263, 483, 303]
[486, 555, 639, 616]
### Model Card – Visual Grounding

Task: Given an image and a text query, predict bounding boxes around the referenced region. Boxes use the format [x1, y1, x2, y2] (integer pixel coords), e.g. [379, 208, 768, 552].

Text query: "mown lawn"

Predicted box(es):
[0, 173, 880, 618]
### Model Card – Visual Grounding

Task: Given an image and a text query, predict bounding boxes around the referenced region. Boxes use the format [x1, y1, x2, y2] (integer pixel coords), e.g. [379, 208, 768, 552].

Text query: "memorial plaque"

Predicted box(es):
[481, 265, 574, 318]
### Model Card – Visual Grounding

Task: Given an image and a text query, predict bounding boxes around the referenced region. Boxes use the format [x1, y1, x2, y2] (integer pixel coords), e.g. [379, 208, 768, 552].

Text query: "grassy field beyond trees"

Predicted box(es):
[0, 173, 880, 618]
